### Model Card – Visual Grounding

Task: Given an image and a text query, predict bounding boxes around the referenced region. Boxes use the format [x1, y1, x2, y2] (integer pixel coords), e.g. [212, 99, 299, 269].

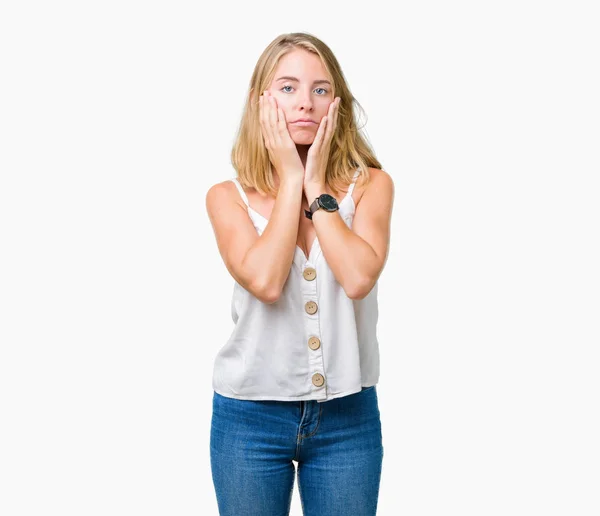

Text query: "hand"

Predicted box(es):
[303, 97, 341, 191]
[259, 90, 304, 183]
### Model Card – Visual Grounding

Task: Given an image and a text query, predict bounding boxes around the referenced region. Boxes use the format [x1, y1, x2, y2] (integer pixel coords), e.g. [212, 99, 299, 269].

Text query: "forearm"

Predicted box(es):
[242, 176, 304, 300]
[310, 207, 378, 299]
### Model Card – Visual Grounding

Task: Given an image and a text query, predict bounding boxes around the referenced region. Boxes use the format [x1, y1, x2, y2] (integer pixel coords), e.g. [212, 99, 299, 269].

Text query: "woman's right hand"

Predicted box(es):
[259, 90, 305, 183]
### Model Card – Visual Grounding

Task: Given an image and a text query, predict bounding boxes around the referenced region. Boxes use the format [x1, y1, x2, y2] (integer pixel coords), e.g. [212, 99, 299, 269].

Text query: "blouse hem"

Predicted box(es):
[212, 384, 376, 403]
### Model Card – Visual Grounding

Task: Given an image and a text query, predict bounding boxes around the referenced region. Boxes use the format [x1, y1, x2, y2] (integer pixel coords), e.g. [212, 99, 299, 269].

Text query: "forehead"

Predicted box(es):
[273, 49, 329, 78]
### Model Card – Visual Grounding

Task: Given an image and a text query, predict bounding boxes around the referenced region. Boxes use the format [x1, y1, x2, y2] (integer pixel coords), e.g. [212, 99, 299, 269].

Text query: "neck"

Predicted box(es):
[273, 144, 310, 187]
[296, 144, 309, 168]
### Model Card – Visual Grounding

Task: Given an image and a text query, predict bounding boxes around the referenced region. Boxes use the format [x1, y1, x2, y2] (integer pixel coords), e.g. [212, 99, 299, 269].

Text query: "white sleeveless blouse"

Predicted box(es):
[212, 169, 380, 403]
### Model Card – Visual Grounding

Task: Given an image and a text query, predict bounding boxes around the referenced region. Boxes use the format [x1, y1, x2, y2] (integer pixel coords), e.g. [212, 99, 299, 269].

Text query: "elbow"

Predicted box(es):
[346, 276, 374, 301]
[262, 289, 281, 304]
[252, 280, 282, 304]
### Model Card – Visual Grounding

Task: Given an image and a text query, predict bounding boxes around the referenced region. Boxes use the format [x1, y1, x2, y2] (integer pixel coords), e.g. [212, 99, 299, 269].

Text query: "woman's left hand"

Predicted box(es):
[303, 97, 341, 191]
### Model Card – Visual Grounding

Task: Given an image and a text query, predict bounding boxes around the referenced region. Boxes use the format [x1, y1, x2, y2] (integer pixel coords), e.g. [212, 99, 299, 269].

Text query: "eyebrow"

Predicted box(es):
[275, 76, 332, 86]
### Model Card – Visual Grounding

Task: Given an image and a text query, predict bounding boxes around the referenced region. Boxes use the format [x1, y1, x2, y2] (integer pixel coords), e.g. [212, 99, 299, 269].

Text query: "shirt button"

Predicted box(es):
[305, 301, 318, 314]
[312, 373, 325, 387]
[303, 267, 316, 281]
[308, 336, 321, 350]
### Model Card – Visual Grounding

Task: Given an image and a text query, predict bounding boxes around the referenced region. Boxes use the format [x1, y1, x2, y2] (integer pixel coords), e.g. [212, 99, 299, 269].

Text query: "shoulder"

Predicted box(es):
[366, 167, 393, 186]
[206, 179, 248, 215]
[355, 167, 394, 206]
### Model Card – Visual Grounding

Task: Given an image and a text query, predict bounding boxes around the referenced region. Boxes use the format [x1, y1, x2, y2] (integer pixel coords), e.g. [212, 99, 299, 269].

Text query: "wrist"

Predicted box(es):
[304, 182, 325, 199]
[279, 176, 304, 191]
[304, 191, 339, 220]
[304, 180, 325, 188]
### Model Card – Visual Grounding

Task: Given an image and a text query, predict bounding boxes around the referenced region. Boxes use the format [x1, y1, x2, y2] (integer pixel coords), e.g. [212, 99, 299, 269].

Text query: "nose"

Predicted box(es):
[296, 88, 314, 112]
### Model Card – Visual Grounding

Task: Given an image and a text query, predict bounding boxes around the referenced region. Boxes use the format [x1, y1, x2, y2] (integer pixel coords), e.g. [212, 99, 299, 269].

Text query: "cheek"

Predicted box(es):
[269, 94, 290, 118]
[318, 100, 332, 113]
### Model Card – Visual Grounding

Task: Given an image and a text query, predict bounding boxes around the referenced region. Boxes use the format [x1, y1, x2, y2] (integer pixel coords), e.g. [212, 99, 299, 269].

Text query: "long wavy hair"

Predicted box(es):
[231, 32, 383, 198]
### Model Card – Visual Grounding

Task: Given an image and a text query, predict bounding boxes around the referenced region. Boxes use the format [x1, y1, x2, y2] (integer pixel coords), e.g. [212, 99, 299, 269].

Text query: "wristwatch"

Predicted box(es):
[304, 193, 339, 220]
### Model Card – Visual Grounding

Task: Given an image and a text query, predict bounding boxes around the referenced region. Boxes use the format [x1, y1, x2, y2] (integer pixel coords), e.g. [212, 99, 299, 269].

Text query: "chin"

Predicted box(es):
[289, 125, 317, 144]
[292, 137, 314, 145]
[291, 133, 315, 145]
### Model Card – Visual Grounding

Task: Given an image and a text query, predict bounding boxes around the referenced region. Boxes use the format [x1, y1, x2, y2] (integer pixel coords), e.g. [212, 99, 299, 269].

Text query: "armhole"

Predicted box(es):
[347, 169, 361, 196]
[230, 178, 250, 208]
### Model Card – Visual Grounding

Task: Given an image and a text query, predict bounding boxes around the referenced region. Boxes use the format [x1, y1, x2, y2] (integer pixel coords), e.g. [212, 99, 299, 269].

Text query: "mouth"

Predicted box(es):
[290, 120, 318, 126]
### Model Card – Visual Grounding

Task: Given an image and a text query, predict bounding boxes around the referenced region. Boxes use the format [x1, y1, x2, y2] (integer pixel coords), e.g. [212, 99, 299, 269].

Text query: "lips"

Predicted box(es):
[290, 118, 317, 124]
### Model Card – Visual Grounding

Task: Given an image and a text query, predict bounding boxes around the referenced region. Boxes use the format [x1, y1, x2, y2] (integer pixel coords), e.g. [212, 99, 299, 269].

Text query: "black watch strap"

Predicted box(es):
[304, 197, 320, 220]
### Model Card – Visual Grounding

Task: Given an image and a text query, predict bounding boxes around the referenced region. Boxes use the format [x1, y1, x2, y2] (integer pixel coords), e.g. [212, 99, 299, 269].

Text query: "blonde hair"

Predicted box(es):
[231, 32, 383, 198]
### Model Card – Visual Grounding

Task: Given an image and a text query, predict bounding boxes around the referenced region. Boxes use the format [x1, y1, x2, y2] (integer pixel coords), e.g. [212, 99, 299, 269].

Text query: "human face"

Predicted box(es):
[266, 49, 334, 145]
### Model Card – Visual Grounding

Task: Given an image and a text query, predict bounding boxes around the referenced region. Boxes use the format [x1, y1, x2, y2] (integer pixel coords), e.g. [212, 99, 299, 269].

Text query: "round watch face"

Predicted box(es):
[318, 194, 339, 211]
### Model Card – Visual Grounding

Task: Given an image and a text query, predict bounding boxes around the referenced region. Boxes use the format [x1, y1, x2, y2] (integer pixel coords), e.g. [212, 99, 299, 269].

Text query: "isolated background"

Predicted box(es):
[1, 1, 599, 515]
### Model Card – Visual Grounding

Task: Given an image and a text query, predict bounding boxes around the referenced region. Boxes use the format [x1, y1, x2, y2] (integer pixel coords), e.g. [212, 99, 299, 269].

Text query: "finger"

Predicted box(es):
[259, 94, 273, 150]
[326, 98, 338, 142]
[331, 97, 340, 136]
[322, 102, 334, 143]
[262, 93, 276, 149]
[267, 95, 278, 134]
[313, 116, 328, 151]
[276, 106, 290, 145]
[259, 95, 267, 147]
[266, 94, 278, 150]
[268, 96, 283, 148]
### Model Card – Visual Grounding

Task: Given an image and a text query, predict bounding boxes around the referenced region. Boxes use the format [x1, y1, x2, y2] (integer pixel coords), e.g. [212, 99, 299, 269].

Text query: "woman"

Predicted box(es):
[206, 32, 394, 516]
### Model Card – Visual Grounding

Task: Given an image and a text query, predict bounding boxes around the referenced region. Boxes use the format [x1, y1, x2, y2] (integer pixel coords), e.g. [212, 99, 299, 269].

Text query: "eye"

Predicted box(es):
[280, 85, 329, 95]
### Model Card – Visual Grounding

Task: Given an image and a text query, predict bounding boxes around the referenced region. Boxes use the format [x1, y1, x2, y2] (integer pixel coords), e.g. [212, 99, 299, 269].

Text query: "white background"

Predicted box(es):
[1, 1, 599, 515]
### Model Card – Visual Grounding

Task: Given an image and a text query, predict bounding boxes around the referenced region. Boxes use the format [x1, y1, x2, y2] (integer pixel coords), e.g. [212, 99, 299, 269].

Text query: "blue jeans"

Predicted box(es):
[210, 386, 384, 515]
